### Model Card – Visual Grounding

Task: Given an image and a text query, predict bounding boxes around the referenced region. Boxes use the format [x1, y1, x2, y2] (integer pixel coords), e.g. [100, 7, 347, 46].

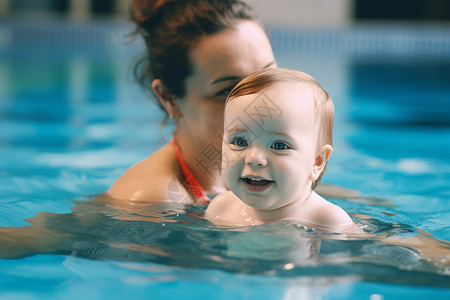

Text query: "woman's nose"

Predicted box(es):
[245, 146, 267, 167]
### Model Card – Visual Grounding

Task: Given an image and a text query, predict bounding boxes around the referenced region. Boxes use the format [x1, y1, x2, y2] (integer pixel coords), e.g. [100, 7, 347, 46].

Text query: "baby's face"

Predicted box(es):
[222, 83, 320, 211]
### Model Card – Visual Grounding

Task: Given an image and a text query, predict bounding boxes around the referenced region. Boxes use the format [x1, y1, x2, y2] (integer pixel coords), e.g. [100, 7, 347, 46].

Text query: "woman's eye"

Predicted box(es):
[271, 141, 290, 150]
[217, 86, 235, 97]
[231, 137, 248, 147]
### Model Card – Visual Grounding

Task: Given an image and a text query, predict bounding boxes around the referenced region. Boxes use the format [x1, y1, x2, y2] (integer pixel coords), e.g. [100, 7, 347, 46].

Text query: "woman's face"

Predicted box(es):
[176, 20, 276, 158]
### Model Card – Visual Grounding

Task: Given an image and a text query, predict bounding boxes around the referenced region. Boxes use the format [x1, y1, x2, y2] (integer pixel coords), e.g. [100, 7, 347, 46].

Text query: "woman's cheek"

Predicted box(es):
[206, 102, 225, 128]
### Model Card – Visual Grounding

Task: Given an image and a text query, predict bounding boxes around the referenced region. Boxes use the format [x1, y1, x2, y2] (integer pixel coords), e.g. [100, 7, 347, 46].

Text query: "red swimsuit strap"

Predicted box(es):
[172, 137, 209, 204]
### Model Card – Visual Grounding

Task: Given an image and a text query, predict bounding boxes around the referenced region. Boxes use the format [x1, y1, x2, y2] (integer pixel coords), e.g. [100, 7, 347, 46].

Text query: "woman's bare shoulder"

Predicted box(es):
[107, 143, 184, 203]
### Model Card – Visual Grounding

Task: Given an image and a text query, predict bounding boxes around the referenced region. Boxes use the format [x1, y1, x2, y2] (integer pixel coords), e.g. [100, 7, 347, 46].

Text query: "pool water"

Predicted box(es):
[0, 19, 449, 299]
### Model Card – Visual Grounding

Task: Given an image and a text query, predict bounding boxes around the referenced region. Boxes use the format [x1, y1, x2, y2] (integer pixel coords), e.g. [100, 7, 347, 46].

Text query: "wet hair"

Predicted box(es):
[227, 68, 335, 189]
[132, 0, 257, 111]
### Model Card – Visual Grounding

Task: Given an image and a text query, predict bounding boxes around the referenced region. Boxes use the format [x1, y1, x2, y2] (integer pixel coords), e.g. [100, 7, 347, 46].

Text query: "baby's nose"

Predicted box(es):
[245, 146, 268, 167]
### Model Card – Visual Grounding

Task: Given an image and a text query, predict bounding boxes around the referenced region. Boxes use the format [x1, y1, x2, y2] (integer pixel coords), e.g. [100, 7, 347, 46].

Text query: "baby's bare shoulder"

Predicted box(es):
[205, 191, 243, 223]
[309, 193, 354, 227]
[206, 191, 241, 212]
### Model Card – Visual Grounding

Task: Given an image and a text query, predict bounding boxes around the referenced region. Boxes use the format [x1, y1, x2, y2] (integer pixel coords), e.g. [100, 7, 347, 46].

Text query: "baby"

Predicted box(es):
[205, 68, 355, 232]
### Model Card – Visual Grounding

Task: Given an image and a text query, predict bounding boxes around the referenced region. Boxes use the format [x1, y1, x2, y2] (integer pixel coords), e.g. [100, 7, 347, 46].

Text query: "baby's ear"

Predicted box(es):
[152, 79, 181, 118]
[309, 144, 333, 181]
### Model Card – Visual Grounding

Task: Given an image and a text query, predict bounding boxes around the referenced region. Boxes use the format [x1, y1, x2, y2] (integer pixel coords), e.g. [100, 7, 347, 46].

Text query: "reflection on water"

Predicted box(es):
[3, 197, 447, 288]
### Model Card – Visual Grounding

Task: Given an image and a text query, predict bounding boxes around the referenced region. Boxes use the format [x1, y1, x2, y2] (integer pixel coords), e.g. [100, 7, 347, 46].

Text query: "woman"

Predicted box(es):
[108, 0, 276, 204]
[2, 0, 275, 258]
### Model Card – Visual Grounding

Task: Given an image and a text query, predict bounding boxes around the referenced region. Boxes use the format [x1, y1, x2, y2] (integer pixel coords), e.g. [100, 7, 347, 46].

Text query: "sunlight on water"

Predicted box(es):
[396, 158, 432, 174]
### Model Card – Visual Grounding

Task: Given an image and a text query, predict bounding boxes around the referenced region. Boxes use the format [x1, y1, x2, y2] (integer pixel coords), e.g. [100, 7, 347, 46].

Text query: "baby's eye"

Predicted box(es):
[230, 137, 248, 148]
[271, 141, 290, 150]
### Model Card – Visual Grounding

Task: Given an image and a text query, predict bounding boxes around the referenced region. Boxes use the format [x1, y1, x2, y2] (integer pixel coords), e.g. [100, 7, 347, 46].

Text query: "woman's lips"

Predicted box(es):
[241, 176, 274, 193]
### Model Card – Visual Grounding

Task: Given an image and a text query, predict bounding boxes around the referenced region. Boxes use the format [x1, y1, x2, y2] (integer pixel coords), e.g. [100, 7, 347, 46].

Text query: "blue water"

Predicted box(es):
[1, 20, 450, 299]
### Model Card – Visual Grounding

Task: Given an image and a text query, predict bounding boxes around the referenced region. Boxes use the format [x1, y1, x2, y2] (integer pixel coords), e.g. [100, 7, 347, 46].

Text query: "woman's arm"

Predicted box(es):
[0, 220, 72, 259]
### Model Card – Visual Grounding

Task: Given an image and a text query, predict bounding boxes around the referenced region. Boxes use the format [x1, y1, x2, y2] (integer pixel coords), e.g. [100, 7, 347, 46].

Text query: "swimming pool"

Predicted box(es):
[1, 18, 449, 299]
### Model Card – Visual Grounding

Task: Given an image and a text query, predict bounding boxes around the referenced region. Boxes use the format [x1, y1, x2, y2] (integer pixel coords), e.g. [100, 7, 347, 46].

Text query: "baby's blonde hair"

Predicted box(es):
[226, 68, 334, 189]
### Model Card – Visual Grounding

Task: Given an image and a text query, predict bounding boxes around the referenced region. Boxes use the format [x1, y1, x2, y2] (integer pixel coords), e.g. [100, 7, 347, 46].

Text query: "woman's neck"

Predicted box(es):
[174, 131, 227, 195]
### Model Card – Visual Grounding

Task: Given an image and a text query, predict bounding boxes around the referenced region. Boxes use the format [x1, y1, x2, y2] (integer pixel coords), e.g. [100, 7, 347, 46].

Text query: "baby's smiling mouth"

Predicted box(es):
[241, 176, 274, 192]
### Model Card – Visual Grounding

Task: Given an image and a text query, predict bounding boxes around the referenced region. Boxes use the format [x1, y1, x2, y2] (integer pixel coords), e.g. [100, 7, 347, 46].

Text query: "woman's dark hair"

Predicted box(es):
[132, 0, 257, 109]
